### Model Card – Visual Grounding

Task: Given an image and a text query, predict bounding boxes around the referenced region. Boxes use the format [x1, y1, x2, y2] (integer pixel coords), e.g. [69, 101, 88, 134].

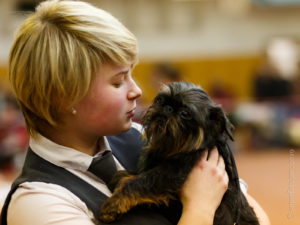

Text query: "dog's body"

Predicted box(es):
[100, 82, 259, 225]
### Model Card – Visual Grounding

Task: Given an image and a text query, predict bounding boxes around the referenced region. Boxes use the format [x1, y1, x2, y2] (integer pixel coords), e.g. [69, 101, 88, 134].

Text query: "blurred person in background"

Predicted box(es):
[235, 37, 300, 149]
[150, 63, 182, 91]
[0, 92, 27, 215]
[0, 93, 28, 156]
[253, 61, 292, 102]
[209, 80, 236, 116]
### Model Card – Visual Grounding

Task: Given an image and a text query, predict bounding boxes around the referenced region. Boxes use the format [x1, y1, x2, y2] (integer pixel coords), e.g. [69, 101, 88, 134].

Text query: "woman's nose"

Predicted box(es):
[128, 79, 142, 100]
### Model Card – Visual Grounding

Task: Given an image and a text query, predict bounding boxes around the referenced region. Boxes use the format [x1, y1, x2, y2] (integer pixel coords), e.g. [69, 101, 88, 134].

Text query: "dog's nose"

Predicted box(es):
[163, 105, 173, 115]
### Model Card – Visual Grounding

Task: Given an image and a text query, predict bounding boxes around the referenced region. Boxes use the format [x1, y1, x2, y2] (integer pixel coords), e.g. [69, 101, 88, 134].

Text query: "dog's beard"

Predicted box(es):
[143, 108, 204, 158]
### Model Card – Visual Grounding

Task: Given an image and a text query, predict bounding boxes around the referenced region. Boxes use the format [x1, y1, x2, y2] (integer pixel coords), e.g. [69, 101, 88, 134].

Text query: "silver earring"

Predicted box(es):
[72, 108, 77, 115]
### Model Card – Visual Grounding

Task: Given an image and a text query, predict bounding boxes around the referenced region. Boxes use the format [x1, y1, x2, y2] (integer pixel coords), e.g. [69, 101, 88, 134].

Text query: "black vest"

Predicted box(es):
[0, 128, 172, 225]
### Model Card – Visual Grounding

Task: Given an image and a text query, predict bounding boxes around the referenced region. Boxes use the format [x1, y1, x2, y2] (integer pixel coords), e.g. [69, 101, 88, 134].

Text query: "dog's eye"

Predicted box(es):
[180, 110, 192, 120]
[163, 105, 173, 114]
[154, 96, 163, 104]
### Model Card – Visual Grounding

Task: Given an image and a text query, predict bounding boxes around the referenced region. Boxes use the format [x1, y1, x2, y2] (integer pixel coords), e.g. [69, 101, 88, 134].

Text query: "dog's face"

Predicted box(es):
[142, 82, 233, 157]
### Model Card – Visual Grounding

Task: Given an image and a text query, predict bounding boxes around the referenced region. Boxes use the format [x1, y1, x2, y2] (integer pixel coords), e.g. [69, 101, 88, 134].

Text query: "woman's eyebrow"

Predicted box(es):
[114, 69, 130, 77]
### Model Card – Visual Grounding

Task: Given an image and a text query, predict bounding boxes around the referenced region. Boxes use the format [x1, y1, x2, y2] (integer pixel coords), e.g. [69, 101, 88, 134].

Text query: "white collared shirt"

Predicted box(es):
[6, 123, 143, 225]
[27, 133, 125, 196]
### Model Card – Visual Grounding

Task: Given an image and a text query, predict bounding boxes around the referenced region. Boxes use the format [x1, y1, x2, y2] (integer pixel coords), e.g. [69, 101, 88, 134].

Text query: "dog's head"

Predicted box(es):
[142, 82, 234, 157]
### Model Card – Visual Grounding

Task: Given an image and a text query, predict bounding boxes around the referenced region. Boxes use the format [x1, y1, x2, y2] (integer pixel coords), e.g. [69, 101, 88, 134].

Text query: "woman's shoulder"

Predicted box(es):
[7, 181, 95, 225]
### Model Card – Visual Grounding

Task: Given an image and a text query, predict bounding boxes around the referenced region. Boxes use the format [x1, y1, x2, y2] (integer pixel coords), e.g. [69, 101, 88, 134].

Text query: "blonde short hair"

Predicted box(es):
[9, 0, 138, 136]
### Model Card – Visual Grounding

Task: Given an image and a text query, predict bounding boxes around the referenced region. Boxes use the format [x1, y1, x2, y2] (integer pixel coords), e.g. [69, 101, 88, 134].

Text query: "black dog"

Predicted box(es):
[100, 82, 259, 225]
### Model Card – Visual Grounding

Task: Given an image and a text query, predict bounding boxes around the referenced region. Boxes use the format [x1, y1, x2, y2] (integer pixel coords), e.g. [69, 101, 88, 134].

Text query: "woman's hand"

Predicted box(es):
[178, 148, 229, 225]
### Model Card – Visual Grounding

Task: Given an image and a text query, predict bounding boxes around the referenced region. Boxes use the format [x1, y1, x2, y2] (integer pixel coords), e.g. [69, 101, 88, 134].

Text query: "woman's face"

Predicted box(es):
[72, 62, 142, 137]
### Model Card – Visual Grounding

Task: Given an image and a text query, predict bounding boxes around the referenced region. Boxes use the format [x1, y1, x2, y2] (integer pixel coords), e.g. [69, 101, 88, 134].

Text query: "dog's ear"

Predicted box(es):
[209, 106, 234, 141]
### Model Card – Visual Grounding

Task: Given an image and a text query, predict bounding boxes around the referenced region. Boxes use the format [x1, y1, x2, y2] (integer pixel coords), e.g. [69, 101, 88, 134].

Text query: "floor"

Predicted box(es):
[235, 148, 299, 225]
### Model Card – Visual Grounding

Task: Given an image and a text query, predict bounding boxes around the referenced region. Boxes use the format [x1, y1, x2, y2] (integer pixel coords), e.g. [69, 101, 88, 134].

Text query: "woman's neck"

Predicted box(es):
[39, 126, 101, 156]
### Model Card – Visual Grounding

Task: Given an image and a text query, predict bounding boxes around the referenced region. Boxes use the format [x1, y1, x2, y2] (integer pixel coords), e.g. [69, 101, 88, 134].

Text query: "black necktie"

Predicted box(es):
[88, 150, 118, 191]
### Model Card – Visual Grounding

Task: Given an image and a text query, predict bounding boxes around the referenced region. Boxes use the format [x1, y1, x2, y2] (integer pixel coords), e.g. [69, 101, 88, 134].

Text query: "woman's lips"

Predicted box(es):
[127, 108, 136, 117]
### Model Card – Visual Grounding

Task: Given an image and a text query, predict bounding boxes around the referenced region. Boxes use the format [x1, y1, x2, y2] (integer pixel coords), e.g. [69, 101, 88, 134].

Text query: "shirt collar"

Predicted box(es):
[29, 133, 111, 172]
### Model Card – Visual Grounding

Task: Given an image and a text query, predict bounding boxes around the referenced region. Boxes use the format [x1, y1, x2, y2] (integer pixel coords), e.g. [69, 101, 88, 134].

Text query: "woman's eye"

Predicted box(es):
[113, 82, 123, 87]
[180, 110, 192, 120]
[113, 79, 125, 87]
[112, 74, 126, 87]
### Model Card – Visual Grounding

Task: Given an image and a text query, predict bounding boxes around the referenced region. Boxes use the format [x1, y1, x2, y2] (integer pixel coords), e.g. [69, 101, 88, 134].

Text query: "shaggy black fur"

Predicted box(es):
[99, 82, 259, 225]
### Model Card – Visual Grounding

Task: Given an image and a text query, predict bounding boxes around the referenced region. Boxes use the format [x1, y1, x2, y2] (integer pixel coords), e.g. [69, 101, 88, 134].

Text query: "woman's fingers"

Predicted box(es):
[180, 146, 229, 218]
[202, 149, 209, 161]
[207, 147, 219, 164]
[206, 147, 228, 188]
[217, 155, 225, 171]
[224, 169, 229, 185]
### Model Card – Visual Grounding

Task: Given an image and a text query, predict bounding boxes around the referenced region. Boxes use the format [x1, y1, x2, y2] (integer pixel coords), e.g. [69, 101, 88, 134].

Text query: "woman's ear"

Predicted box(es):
[209, 106, 234, 141]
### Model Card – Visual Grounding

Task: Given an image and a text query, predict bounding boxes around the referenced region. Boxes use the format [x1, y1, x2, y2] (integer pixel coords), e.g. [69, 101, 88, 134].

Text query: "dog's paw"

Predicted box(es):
[99, 201, 121, 223]
[99, 211, 118, 223]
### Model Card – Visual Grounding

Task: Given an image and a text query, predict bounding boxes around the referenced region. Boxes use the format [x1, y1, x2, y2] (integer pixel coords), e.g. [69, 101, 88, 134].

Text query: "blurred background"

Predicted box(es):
[0, 0, 299, 224]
